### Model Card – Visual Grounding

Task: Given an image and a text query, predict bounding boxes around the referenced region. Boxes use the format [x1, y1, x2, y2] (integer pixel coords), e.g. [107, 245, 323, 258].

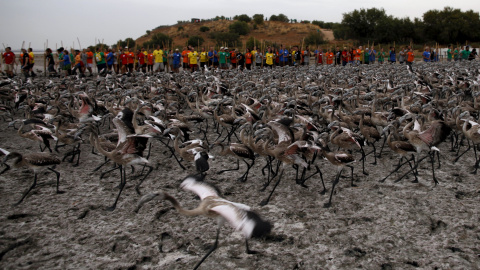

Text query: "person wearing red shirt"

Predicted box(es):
[316, 48, 324, 65]
[137, 49, 146, 73]
[230, 49, 237, 69]
[120, 48, 127, 74]
[341, 47, 348, 66]
[2, 47, 16, 78]
[86, 48, 94, 76]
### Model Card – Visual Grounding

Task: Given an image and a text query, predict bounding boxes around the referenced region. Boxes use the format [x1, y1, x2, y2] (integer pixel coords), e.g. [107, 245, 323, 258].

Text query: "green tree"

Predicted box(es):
[209, 32, 240, 47]
[229, 21, 250, 35]
[270, 14, 289, 22]
[253, 14, 264, 25]
[304, 32, 326, 46]
[187, 36, 205, 48]
[312, 20, 324, 28]
[143, 33, 173, 48]
[116, 38, 136, 49]
[234, 14, 251, 23]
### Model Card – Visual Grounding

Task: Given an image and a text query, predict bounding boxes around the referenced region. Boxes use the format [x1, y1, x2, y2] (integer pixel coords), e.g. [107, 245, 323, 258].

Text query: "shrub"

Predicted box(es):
[253, 14, 264, 25]
[229, 21, 250, 35]
[199, 26, 210, 32]
[234, 14, 251, 23]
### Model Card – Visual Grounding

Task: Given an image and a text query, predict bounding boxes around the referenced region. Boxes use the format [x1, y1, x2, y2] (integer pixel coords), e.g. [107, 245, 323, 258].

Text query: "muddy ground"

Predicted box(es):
[0, 108, 479, 270]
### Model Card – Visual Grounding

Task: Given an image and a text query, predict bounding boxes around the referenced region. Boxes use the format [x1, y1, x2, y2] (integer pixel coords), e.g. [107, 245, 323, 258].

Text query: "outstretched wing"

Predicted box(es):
[180, 175, 219, 200]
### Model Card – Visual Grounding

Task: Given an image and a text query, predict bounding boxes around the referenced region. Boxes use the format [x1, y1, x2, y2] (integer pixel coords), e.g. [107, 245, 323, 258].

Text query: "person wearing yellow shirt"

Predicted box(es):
[27, 48, 36, 77]
[153, 45, 164, 72]
[251, 46, 257, 69]
[188, 47, 199, 72]
[199, 47, 208, 70]
[265, 47, 274, 68]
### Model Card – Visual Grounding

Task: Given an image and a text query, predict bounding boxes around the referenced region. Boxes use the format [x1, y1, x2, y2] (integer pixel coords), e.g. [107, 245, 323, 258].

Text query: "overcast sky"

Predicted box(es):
[1, 0, 478, 51]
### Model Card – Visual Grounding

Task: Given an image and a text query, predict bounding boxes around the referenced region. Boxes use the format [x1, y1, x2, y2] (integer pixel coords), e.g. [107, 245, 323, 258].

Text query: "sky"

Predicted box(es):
[1, 0, 478, 51]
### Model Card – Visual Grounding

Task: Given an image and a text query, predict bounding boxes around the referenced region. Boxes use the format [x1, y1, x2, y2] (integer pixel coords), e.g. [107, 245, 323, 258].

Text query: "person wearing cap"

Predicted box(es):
[224, 47, 231, 69]
[171, 49, 181, 73]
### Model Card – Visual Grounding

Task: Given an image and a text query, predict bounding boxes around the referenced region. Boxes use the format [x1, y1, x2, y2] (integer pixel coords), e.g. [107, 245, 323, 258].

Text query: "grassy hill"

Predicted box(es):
[136, 20, 334, 49]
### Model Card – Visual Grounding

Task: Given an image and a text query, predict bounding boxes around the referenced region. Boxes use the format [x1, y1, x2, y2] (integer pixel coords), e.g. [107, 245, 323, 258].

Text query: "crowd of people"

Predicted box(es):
[1, 43, 478, 78]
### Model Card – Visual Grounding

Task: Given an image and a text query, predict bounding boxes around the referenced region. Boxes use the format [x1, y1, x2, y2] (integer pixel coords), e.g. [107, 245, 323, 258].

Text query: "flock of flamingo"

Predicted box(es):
[0, 61, 479, 268]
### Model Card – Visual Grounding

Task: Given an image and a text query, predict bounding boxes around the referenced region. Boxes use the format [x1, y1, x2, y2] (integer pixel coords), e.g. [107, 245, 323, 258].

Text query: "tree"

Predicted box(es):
[312, 20, 324, 28]
[304, 32, 326, 46]
[188, 36, 205, 48]
[234, 14, 251, 23]
[209, 32, 240, 47]
[116, 38, 136, 49]
[270, 14, 289, 22]
[229, 21, 250, 35]
[423, 7, 480, 44]
[142, 33, 173, 48]
[253, 14, 264, 25]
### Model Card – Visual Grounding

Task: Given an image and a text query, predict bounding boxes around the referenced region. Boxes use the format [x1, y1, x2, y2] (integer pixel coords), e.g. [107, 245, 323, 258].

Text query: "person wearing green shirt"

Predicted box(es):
[461, 46, 471, 61]
[377, 48, 385, 64]
[453, 47, 460, 61]
[447, 45, 452, 62]
[225, 47, 231, 69]
[363, 48, 370, 64]
[219, 47, 227, 69]
[95, 50, 106, 73]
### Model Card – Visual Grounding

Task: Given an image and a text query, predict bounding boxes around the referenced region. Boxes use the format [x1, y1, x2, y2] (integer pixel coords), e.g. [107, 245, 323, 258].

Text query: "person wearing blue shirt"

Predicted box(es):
[106, 49, 114, 70]
[208, 47, 218, 68]
[369, 47, 376, 64]
[279, 45, 285, 66]
[389, 47, 396, 64]
[60, 50, 71, 76]
[172, 49, 181, 73]
[422, 47, 431, 62]
[282, 47, 289, 66]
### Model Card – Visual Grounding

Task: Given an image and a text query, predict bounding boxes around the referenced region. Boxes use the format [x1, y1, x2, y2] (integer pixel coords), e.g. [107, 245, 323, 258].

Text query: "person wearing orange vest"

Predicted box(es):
[326, 48, 334, 65]
[147, 49, 154, 73]
[182, 47, 190, 70]
[126, 48, 134, 72]
[354, 46, 362, 65]
[245, 48, 253, 70]
[230, 49, 237, 69]
[406, 46, 415, 67]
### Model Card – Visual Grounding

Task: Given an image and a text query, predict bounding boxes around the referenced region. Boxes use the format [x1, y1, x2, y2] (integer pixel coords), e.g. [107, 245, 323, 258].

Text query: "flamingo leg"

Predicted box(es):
[260, 168, 284, 206]
[15, 173, 37, 206]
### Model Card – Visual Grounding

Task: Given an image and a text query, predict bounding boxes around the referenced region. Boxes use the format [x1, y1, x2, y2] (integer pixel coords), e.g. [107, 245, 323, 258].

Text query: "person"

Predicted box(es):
[406, 46, 415, 67]
[81, 49, 87, 74]
[303, 46, 310, 65]
[354, 46, 362, 65]
[399, 47, 405, 64]
[112, 47, 118, 74]
[326, 48, 334, 65]
[363, 48, 370, 65]
[153, 46, 164, 72]
[255, 49, 263, 68]
[447, 45, 453, 62]
[207, 47, 216, 67]
[316, 48, 324, 65]
[27, 48, 36, 77]
[265, 47, 274, 68]
[119, 48, 127, 73]
[126, 48, 134, 72]
[59, 49, 71, 77]
[369, 47, 376, 64]
[293, 46, 301, 66]
[136, 49, 146, 72]
[86, 48, 94, 76]
[236, 49, 244, 70]
[56, 47, 64, 73]
[335, 46, 341, 65]
[95, 48, 107, 74]
[453, 47, 460, 61]
[199, 47, 208, 70]
[188, 46, 199, 72]
[245, 48, 252, 70]
[72, 50, 85, 77]
[461, 46, 470, 61]
[224, 47, 231, 69]
[341, 47, 348, 66]
[468, 48, 477, 61]
[377, 48, 385, 64]
[2, 47, 16, 78]
[359, 46, 364, 64]
[389, 47, 396, 64]
[274, 47, 280, 67]
[218, 47, 227, 69]
[181, 47, 190, 70]
[229, 48, 237, 69]
[106, 48, 114, 71]
[422, 47, 431, 62]
[146, 49, 154, 73]
[282, 45, 289, 66]
[44, 48, 56, 76]
[251, 46, 257, 68]
[171, 48, 181, 73]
